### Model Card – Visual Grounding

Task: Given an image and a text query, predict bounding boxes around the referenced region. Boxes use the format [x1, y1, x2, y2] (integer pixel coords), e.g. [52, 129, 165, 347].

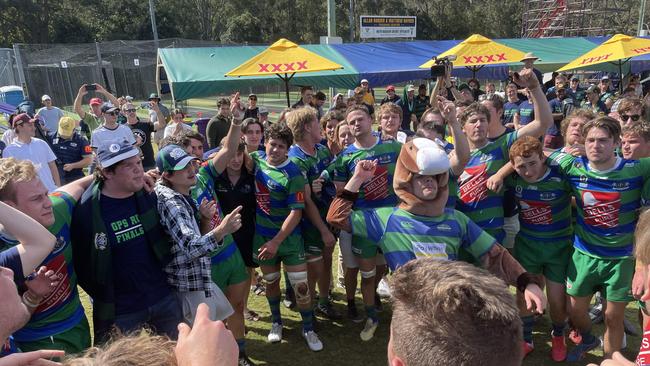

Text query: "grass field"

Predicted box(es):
[79, 244, 643, 365]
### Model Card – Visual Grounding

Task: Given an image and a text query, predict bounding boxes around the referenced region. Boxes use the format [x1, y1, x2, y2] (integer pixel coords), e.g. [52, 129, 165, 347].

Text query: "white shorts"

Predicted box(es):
[175, 286, 234, 325]
[339, 231, 386, 269]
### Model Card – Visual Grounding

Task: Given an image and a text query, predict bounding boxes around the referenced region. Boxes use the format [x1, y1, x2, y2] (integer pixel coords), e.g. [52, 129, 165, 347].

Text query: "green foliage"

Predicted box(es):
[0, 0, 645, 47]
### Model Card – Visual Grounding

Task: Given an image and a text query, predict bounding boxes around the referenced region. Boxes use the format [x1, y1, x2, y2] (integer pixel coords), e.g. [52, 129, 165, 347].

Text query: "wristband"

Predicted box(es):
[337, 189, 359, 202]
[516, 272, 543, 293]
[22, 291, 41, 308]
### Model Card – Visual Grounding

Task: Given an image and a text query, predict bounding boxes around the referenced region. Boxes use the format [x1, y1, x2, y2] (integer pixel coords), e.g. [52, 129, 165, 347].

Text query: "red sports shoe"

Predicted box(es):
[551, 334, 567, 362]
[522, 341, 534, 358]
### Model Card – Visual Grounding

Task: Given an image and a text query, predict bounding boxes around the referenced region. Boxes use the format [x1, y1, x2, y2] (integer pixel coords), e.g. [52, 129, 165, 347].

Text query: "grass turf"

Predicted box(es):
[78, 245, 643, 365]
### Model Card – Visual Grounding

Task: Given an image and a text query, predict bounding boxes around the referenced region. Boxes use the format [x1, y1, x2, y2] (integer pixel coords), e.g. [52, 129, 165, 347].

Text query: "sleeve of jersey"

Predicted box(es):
[49, 191, 76, 224]
[332, 155, 349, 183]
[459, 211, 497, 260]
[286, 168, 306, 210]
[349, 209, 384, 243]
[547, 151, 574, 172]
[0, 247, 24, 283]
[639, 157, 650, 181]
[504, 130, 519, 151]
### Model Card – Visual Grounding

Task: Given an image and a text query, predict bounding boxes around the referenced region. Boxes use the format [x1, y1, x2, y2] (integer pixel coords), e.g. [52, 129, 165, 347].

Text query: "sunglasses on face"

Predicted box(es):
[125, 109, 136, 113]
[105, 112, 118, 116]
[621, 114, 641, 122]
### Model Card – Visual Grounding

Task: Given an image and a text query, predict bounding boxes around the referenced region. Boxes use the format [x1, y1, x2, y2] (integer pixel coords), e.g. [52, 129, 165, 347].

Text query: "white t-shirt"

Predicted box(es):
[36, 107, 65, 133]
[91, 124, 136, 148]
[163, 122, 192, 138]
[3, 138, 58, 192]
[2, 130, 16, 145]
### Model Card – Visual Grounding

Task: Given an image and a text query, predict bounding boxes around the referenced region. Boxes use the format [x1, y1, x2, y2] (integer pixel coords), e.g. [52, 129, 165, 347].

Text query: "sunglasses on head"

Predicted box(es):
[621, 114, 641, 122]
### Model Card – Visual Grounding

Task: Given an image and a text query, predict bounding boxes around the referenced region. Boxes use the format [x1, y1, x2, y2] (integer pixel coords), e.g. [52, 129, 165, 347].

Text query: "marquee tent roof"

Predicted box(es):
[158, 36, 650, 101]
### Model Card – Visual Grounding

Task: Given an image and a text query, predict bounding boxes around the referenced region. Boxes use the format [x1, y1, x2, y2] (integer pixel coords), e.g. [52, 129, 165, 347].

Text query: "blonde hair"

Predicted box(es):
[285, 107, 317, 142]
[377, 102, 403, 124]
[64, 329, 176, 366]
[0, 158, 38, 202]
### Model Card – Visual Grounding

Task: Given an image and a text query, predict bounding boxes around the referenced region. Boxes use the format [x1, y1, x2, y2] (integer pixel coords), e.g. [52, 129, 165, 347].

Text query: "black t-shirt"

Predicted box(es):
[213, 169, 256, 250]
[100, 194, 170, 315]
[0, 140, 5, 158]
[127, 119, 156, 169]
[244, 107, 259, 120]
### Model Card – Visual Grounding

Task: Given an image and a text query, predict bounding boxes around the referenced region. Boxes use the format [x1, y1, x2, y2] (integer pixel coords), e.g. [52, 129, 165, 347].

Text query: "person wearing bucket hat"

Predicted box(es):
[71, 138, 183, 341]
[326, 136, 546, 311]
[154, 143, 238, 338]
[50, 116, 93, 184]
[519, 52, 544, 90]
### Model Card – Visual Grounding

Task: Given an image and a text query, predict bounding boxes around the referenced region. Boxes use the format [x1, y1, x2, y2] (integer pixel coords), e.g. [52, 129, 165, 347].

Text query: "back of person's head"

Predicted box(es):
[389, 258, 522, 366]
[285, 107, 317, 142]
[63, 330, 176, 366]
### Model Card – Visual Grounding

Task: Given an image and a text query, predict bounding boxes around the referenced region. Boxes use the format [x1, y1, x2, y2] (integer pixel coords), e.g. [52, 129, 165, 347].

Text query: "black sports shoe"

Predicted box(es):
[347, 304, 364, 323]
[315, 302, 342, 319]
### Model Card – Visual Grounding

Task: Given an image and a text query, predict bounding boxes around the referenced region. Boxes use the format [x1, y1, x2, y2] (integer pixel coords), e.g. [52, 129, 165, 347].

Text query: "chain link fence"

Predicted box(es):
[11, 38, 218, 108]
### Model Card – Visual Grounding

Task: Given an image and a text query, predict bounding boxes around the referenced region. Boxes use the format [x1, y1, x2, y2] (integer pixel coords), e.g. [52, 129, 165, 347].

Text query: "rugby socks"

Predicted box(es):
[236, 339, 245, 354]
[580, 330, 597, 345]
[318, 296, 329, 307]
[300, 309, 314, 332]
[365, 305, 378, 323]
[552, 323, 566, 337]
[521, 315, 535, 344]
[268, 296, 282, 324]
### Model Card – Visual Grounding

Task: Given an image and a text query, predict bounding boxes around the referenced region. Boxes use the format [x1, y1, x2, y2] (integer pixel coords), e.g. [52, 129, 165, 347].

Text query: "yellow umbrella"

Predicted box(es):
[226, 38, 343, 106]
[557, 34, 650, 92]
[419, 34, 527, 78]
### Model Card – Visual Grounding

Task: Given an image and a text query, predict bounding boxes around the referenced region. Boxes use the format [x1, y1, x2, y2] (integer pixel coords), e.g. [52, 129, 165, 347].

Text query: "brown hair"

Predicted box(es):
[216, 97, 230, 108]
[286, 107, 317, 142]
[582, 116, 621, 142]
[618, 97, 646, 119]
[389, 259, 521, 366]
[622, 121, 650, 142]
[482, 94, 504, 113]
[458, 102, 490, 127]
[63, 329, 176, 366]
[345, 104, 370, 119]
[377, 102, 403, 123]
[320, 111, 342, 131]
[0, 158, 38, 202]
[560, 109, 595, 139]
[509, 135, 544, 162]
[264, 121, 293, 147]
[241, 118, 264, 134]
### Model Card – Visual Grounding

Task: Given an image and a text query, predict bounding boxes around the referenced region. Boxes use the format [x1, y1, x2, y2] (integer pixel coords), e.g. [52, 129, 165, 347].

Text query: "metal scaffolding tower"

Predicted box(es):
[521, 0, 630, 38]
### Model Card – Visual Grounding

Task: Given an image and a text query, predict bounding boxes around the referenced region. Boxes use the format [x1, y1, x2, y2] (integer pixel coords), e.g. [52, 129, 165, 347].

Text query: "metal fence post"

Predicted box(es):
[13, 44, 28, 98]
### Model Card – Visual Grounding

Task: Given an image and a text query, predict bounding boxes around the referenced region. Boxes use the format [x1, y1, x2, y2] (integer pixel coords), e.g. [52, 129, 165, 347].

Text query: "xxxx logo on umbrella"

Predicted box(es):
[462, 53, 507, 64]
[258, 61, 308, 73]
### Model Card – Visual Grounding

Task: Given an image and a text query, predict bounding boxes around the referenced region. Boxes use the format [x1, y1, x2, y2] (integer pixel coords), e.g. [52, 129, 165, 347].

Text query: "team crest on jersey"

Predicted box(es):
[400, 221, 414, 229]
[574, 161, 583, 169]
[515, 185, 523, 194]
[582, 190, 620, 229]
[479, 154, 493, 163]
[53, 236, 66, 252]
[579, 175, 588, 185]
[94, 232, 108, 251]
[459, 164, 488, 204]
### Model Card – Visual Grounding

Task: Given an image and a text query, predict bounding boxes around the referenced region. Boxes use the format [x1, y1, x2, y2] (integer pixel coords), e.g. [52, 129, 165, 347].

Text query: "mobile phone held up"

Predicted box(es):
[85, 84, 97, 92]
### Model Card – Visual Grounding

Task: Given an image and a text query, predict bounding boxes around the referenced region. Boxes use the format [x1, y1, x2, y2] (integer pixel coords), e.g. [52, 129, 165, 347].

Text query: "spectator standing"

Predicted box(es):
[51, 116, 92, 184]
[36, 94, 64, 136]
[147, 93, 171, 146]
[413, 84, 431, 127]
[73, 84, 120, 140]
[90, 105, 136, 149]
[3, 113, 60, 192]
[380, 85, 401, 105]
[123, 102, 161, 170]
[292, 86, 314, 109]
[399, 85, 416, 131]
[244, 94, 259, 120]
[207, 98, 233, 149]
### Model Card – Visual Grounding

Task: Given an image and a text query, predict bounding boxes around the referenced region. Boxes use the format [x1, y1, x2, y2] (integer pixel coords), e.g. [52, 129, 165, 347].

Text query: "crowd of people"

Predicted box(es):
[2, 56, 650, 366]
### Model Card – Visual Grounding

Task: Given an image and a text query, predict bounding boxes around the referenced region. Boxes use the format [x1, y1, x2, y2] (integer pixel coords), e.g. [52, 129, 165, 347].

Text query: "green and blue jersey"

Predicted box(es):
[349, 207, 496, 271]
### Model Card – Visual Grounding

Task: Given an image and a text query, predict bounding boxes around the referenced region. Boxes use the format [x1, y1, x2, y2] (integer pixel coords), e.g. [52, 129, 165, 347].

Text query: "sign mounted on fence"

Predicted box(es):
[360, 16, 417, 39]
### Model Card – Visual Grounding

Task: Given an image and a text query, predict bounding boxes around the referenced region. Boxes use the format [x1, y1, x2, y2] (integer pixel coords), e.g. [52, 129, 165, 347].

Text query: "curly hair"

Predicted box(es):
[264, 121, 294, 147]
[0, 158, 38, 202]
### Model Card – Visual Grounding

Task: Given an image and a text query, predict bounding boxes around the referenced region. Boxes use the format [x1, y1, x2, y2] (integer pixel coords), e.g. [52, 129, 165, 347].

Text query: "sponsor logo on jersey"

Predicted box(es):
[378, 154, 392, 165]
[459, 164, 488, 204]
[255, 181, 271, 216]
[479, 154, 493, 163]
[363, 165, 389, 201]
[612, 182, 630, 191]
[412, 242, 448, 260]
[520, 200, 552, 225]
[582, 190, 620, 229]
[436, 224, 452, 231]
[35, 253, 73, 314]
[400, 221, 414, 229]
[539, 192, 557, 201]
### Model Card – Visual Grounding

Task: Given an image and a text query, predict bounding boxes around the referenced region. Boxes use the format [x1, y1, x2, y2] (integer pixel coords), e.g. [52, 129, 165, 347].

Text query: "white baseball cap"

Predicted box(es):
[41, 94, 51, 101]
[360, 79, 369, 84]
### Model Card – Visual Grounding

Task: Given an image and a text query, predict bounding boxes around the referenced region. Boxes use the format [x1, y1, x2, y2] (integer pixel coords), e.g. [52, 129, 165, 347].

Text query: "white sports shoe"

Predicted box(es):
[303, 330, 323, 351]
[360, 318, 378, 341]
[377, 277, 391, 298]
[267, 322, 283, 343]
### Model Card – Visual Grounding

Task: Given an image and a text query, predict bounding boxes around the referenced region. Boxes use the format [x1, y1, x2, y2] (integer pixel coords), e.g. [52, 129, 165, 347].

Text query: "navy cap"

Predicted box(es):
[96, 139, 139, 168]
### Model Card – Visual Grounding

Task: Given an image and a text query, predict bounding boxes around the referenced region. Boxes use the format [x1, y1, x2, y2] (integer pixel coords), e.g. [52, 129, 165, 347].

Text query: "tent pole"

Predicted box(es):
[281, 73, 291, 107]
[619, 61, 623, 94]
